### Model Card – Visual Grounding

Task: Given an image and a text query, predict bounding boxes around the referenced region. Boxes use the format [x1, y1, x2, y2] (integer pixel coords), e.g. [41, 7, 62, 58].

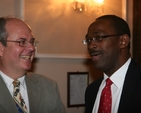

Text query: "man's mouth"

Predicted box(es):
[20, 55, 31, 60]
[90, 51, 102, 60]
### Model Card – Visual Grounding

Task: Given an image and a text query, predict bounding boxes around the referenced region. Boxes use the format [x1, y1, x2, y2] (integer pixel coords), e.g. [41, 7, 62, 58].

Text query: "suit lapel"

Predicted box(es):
[86, 77, 103, 113]
[25, 73, 42, 113]
[118, 60, 141, 112]
[0, 76, 19, 113]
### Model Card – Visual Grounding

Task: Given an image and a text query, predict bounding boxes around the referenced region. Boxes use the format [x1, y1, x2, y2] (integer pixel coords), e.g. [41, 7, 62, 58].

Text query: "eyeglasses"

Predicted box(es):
[6, 39, 39, 47]
[83, 34, 123, 45]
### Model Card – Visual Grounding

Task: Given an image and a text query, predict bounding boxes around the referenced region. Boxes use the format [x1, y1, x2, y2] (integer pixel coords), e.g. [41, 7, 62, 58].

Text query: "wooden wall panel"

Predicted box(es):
[133, 0, 141, 64]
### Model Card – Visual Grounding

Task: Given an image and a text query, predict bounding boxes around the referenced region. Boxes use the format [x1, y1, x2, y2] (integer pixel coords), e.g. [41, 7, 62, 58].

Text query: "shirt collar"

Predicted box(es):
[0, 71, 26, 89]
[104, 58, 131, 88]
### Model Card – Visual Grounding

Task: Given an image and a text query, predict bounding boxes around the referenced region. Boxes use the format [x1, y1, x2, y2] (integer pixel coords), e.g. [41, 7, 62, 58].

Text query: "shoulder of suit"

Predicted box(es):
[26, 72, 56, 85]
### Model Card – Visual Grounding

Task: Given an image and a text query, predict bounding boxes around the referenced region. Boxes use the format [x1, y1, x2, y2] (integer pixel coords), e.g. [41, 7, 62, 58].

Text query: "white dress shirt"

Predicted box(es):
[0, 71, 30, 113]
[92, 58, 131, 113]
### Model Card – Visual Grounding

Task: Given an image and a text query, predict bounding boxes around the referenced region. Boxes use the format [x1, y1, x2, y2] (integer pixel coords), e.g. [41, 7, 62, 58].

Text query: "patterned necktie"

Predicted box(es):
[13, 80, 28, 113]
[98, 78, 113, 113]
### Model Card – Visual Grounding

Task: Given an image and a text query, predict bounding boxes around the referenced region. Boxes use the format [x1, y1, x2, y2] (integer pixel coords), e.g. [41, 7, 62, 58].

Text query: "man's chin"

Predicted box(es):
[22, 65, 32, 71]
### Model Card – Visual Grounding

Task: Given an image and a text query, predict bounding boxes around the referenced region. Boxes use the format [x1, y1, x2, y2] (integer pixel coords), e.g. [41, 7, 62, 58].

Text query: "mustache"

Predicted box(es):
[88, 49, 102, 56]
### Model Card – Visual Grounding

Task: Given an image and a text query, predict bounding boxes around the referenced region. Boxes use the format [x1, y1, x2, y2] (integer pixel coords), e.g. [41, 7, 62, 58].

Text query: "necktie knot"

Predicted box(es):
[13, 80, 20, 94]
[13, 80, 20, 87]
[106, 78, 113, 86]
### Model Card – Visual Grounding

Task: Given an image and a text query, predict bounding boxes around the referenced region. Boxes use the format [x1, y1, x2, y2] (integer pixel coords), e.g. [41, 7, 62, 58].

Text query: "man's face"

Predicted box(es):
[0, 19, 35, 75]
[86, 19, 122, 73]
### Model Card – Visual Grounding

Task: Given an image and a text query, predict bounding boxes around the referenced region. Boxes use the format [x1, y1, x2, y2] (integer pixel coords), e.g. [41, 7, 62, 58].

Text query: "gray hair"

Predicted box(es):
[0, 17, 8, 46]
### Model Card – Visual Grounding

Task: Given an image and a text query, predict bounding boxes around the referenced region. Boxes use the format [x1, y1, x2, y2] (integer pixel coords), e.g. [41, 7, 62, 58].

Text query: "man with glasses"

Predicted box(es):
[84, 15, 141, 113]
[0, 17, 66, 113]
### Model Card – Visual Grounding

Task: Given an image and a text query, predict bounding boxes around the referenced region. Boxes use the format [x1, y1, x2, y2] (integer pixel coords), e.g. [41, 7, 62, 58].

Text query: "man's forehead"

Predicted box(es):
[6, 20, 31, 33]
[88, 20, 114, 32]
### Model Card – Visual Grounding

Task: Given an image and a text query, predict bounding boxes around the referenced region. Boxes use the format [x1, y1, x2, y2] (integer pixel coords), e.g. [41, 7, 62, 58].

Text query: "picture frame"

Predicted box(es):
[67, 72, 89, 107]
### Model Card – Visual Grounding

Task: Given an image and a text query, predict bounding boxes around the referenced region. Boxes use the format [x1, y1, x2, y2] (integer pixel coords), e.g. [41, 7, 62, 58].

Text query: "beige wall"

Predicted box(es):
[0, 0, 133, 113]
[30, 58, 102, 113]
[0, 0, 15, 16]
[25, 0, 123, 55]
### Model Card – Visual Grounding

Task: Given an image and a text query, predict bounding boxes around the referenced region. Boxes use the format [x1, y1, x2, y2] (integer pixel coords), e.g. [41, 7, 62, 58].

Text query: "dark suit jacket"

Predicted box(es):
[85, 59, 141, 113]
[0, 73, 66, 113]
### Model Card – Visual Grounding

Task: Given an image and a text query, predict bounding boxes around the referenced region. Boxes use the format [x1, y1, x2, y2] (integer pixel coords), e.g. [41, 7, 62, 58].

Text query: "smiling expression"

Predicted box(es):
[0, 18, 35, 77]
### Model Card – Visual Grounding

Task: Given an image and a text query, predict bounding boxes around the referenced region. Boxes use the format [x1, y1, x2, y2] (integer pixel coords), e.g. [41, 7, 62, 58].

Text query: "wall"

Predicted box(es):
[24, 1, 123, 112]
[30, 57, 102, 113]
[0, 0, 15, 16]
[0, 0, 133, 113]
[25, 0, 123, 55]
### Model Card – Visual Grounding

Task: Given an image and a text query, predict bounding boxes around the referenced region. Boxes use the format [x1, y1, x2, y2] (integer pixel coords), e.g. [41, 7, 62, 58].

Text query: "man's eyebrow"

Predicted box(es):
[85, 34, 90, 39]
[17, 38, 35, 41]
[30, 38, 35, 40]
[17, 38, 26, 40]
[92, 32, 103, 35]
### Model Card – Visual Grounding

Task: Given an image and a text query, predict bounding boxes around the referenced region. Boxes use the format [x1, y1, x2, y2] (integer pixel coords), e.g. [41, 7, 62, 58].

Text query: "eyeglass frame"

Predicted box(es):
[83, 34, 123, 45]
[5, 39, 39, 47]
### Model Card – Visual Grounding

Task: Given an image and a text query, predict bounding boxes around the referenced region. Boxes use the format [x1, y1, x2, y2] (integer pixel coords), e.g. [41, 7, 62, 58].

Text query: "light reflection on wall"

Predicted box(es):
[25, 0, 123, 55]
[38, 0, 73, 18]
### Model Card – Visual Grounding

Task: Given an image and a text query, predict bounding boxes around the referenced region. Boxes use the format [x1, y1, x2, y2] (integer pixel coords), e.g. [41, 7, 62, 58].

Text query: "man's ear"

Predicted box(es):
[119, 34, 130, 48]
[0, 42, 4, 57]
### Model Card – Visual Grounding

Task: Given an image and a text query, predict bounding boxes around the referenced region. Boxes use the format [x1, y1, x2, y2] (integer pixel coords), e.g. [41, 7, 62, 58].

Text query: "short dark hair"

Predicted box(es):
[96, 15, 131, 38]
[0, 17, 8, 46]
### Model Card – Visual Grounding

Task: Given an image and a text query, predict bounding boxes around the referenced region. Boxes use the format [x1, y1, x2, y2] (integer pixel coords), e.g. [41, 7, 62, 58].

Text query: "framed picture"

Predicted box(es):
[67, 72, 89, 107]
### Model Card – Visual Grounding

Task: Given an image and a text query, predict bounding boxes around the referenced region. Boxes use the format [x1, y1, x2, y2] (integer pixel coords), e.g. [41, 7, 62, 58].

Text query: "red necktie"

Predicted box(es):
[98, 78, 113, 113]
